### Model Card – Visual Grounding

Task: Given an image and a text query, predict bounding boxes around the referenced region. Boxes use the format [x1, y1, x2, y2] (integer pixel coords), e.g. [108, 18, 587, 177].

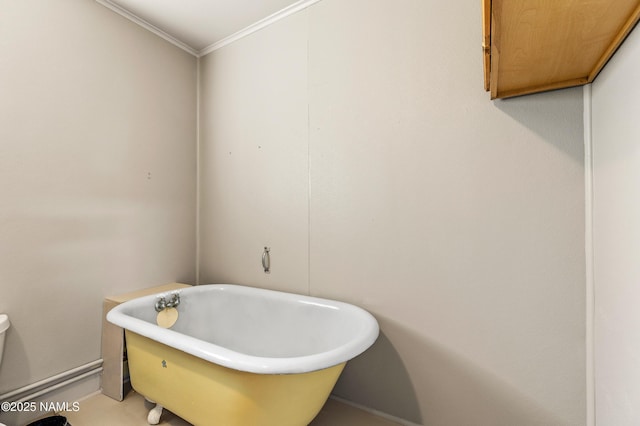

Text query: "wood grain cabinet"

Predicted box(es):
[483, 0, 640, 99]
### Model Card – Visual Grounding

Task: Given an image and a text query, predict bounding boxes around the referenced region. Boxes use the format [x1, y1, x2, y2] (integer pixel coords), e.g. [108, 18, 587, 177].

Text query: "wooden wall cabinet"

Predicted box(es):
[483, 0, 640, 99]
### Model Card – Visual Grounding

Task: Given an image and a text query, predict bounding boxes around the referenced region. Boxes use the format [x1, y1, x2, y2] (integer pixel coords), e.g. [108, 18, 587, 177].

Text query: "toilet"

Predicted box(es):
[0, 314, 9, 366]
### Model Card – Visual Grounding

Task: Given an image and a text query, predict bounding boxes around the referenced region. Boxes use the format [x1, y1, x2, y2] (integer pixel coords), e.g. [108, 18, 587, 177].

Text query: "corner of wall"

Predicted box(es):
[196, 55, 201, 285]
[583, 83, 595, 426]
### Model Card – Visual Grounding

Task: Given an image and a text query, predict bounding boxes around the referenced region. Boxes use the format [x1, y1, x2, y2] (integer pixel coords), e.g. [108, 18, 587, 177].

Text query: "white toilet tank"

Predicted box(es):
[0, 314, 10, 366]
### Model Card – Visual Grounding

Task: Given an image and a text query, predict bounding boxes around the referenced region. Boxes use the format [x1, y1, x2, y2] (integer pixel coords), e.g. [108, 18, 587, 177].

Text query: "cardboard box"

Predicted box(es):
[101, 283, 192, 401]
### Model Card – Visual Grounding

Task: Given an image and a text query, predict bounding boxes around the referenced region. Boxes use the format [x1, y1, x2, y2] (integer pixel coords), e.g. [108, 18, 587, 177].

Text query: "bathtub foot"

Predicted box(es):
[147, 403, 163, 425]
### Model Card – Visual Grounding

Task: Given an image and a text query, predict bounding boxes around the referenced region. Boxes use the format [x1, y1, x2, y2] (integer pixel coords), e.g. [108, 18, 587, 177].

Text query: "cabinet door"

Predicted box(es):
[484, 0, 640, 98]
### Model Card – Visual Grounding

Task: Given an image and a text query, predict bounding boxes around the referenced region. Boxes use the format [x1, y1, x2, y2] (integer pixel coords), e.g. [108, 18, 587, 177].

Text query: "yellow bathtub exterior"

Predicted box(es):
[125, 331, 346, 426]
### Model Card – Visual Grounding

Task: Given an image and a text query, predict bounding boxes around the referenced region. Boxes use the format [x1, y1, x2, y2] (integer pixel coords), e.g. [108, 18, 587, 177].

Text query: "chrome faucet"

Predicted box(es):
[155, 291, 181, 312]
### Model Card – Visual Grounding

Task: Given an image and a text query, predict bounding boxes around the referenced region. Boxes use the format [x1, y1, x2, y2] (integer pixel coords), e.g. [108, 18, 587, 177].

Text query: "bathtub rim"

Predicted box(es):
[106, 284, 379, 375]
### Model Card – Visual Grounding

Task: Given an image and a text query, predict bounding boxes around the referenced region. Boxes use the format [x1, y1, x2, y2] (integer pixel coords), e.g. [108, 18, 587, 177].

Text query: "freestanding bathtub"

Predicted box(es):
[106, 284, 379, 426]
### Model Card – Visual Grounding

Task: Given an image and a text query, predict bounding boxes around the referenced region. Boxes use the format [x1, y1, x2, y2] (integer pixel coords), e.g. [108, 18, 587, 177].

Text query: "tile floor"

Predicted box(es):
[61, 391, 400, 426]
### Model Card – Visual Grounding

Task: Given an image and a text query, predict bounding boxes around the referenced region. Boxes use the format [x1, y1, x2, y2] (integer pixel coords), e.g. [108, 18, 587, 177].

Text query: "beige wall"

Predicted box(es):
[199, 0, 586, 424]
[199, 10, 309, 294]
[0, 0, 197, 395]
[592, 24, 640, 426]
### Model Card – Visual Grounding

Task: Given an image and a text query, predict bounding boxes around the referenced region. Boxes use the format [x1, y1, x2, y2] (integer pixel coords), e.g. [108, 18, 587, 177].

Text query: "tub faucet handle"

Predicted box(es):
[155, 296, 167, 312]
[155, 291, 181, 312]
[166, 291, 181, 308]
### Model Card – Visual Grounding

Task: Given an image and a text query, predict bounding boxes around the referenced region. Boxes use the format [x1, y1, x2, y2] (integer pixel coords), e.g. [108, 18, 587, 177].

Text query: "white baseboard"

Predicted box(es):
[330, 395, 422, 426]
[0, 360, 102, 426]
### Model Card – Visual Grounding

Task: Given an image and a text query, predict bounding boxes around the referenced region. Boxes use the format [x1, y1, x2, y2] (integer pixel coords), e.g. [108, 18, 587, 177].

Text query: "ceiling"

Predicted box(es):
[98, 0, 306, 54]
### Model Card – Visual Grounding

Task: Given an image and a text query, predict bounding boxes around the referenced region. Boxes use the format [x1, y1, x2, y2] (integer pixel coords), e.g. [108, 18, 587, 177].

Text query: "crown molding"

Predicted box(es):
[95, 0, 199, 57]
[198, 0, 322, 57]
[96, 0, 323, 58]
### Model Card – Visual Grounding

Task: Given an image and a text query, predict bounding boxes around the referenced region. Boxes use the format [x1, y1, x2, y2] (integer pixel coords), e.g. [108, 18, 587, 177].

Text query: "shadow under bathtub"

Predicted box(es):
[331, 329, 423, 424]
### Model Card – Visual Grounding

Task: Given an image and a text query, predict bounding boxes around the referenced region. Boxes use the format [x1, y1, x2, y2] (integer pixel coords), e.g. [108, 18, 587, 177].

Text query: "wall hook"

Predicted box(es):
[262, 247, 271, 274]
